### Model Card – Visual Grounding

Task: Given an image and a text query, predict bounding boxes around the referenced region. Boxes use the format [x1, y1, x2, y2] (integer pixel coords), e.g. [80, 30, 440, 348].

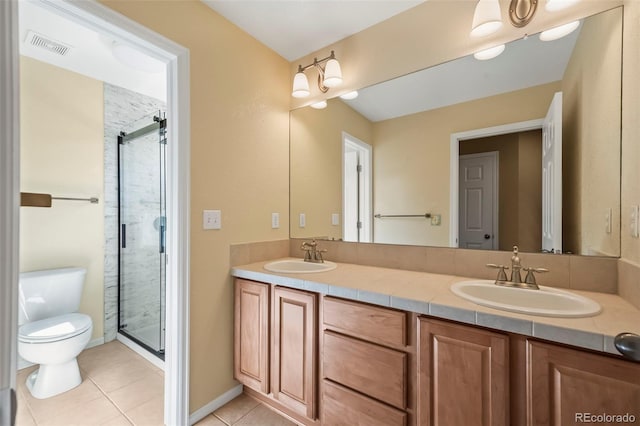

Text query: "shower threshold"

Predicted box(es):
[117, 330, 165, 371]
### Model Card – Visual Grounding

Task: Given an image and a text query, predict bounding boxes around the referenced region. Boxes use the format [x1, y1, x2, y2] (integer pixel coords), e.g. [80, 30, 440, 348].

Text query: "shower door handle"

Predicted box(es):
[121, 224, 126, 248]
[160, 216, 167, 253]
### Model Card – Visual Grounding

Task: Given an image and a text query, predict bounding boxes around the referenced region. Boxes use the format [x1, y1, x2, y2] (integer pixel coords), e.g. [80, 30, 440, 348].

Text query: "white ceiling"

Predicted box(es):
[18, 1, 167, 101]
[201, 0, 425, 61]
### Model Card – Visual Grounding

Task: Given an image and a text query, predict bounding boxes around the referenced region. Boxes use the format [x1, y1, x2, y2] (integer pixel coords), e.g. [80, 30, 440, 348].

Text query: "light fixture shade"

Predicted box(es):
[473, 44, 505, 60]
[323, 58, 342, 88]
[310, 101, 327, 109]
[292, 72, 310, 98]
[471, 0, 503, 37]
[340, 91, 359, 100]
[545, 0, 579, 12]
[539, 20, 580, 41]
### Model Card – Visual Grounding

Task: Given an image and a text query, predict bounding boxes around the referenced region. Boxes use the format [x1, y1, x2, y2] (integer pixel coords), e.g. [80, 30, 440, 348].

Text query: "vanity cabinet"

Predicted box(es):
[272, 286, 318, 419]
[417, 318, 510, 426]
[527, 340, 640, 425]
[233, 279, 318, 423]
[321, 297, 414, 426]
[234, 279, 270, 393]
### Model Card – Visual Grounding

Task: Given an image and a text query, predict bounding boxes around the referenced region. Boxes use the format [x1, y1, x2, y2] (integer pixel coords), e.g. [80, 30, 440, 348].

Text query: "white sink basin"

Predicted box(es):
[451, 280, 601, 318]
[264, 259, 337, 274]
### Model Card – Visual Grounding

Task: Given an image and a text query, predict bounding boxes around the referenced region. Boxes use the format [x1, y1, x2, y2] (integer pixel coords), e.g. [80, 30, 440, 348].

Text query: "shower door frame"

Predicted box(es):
[117, 116, 167, 359]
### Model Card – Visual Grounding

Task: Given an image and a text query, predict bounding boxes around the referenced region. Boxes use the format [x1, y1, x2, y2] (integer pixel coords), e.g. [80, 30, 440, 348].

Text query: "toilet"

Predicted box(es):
[18, 267, 93, 399]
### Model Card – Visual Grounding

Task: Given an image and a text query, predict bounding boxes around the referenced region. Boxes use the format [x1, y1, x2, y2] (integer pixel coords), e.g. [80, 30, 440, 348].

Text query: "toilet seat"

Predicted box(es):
[19, 313, 92, 343]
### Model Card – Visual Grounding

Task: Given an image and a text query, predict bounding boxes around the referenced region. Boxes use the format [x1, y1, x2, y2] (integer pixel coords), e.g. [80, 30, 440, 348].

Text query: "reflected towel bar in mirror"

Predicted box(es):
[374, 213, 432, 218]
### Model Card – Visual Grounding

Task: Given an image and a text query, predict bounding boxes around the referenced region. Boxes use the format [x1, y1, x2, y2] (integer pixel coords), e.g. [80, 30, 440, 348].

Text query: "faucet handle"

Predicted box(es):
[523, 267, 548, 286]
[486, 264, 509, 283]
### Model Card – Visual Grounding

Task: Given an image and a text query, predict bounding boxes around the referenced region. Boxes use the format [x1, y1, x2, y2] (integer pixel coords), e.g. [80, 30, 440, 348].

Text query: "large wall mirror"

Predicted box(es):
[290, 7, 622, 257]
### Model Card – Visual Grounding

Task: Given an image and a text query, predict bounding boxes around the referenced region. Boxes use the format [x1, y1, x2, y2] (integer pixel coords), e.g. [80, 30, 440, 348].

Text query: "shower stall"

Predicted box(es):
[117, 112, 167, 359]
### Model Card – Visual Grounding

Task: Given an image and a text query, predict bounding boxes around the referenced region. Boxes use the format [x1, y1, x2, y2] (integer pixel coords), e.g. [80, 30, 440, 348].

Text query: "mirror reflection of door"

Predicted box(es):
[542, 92, 563, 253]
[459, 152, 499, 250]
[343, 133, 372, 242]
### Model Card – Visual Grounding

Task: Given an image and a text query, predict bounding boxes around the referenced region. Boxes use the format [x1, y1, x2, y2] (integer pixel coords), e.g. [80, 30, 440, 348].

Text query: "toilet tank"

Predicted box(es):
[19, 267, 87, 326]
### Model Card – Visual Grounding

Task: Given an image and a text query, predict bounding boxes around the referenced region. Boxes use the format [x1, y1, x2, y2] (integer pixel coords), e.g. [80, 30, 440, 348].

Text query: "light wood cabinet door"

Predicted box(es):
[272, 287, 317, 419]
[234, 279, 270, 393]
[418, 318, 509, 426]
[527, 340, 640, 426]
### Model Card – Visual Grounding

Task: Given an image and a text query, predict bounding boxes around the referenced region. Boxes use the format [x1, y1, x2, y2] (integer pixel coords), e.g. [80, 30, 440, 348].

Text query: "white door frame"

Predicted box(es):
[450, 119, 543, 247]
[0, 1, 21, 425]
[1, 1, 191, 425]
[342, 132, 372, 243]
[459, 151, 500, 250]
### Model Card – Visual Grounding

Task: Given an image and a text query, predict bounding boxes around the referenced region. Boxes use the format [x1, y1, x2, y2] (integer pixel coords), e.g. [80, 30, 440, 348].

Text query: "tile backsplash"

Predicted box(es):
[289, 239, 619, 294]
[231, 239, 624, 296]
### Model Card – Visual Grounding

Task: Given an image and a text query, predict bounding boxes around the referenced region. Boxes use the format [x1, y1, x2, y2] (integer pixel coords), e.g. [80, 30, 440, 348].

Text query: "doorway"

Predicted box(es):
[342, 133, 372, 242]
[2, 0, 190, 424]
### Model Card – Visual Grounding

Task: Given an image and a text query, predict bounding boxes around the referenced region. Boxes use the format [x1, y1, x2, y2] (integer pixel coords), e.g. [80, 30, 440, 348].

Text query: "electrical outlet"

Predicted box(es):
[203, 210, 221, 230]
[631, 205, 639, 238]
[332, 213, 340, 226]
[271, 212, 280, 229]
[299, 213, 306, 228]
[431, 214, 441, 226]
[605, 208, 612, 234]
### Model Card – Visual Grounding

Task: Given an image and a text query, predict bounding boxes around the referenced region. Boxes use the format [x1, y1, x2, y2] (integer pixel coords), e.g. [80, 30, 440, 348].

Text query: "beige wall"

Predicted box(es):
[290, 98, 372, 240]
[373, 82, 560, 246]
[621, 0, 640, 264]
[562, 7, 622, 256]
[101, 0, 290, 413]
[19, 56, 105, 341]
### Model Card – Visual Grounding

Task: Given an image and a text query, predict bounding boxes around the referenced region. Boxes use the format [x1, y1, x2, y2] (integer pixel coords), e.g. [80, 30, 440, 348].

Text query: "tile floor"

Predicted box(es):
[15, 341, 295, 426]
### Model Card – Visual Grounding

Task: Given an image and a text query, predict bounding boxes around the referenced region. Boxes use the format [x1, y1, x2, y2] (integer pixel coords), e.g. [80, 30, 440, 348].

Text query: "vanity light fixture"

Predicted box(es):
[539, 20, 580, 41]
[310, 101, 328, 109]
[340, 91, 359, 100]
[471, 0, 503, 37]
[473, 44, 506, 60]
[291, 50, 343, 98]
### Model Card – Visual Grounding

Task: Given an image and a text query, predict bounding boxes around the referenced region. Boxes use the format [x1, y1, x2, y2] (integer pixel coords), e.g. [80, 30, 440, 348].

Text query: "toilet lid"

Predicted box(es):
[19, 313, 92, 343]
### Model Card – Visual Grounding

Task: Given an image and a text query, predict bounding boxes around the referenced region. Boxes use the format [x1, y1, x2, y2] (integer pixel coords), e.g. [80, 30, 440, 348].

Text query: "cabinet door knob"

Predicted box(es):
[614, 332, 640, 362]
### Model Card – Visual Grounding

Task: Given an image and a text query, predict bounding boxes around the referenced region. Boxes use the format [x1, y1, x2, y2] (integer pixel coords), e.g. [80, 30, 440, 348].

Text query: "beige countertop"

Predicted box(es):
[231, 258, 640, 357]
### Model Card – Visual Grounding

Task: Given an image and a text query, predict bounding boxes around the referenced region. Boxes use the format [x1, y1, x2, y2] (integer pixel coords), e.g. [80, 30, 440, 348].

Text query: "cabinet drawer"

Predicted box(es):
[322, 380, 406, 426]
[323, 331, 407, 409]
[323, 297, 407, 347]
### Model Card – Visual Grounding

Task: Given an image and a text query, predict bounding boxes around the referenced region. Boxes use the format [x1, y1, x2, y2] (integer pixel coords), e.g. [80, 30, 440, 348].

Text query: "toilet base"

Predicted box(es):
[26, 358, 82, 399]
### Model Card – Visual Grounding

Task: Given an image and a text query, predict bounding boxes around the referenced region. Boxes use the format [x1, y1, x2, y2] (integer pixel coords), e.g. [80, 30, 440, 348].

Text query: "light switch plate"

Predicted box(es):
[299, 213, 306, 228]
[431, 214, 441, 226]
[332, 213, 340, 226]
[605, 208, 612, 234]
[271, 212, 280, 229]
[631, 205, 639, 238]
[203, 210, 221, 230]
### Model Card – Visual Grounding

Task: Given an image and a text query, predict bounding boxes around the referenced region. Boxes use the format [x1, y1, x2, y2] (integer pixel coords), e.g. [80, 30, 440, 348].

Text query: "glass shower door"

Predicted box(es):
[118, 114, 166, 357]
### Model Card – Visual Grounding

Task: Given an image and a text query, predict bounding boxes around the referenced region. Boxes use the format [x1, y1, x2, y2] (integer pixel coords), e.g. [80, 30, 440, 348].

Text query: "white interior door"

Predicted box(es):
[342, 134, 372, 243]
[542, 92, 563, 253]
[459, 152, 498, 250]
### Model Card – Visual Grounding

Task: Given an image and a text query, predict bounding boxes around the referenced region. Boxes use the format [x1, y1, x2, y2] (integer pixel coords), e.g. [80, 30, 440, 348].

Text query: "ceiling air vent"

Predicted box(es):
[26, 30, 72, 56]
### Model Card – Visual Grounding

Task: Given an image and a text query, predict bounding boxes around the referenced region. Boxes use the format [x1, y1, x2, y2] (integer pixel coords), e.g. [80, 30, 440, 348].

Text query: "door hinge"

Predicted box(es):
[357, 221, 362, 229]
[357, 164, 363, 173]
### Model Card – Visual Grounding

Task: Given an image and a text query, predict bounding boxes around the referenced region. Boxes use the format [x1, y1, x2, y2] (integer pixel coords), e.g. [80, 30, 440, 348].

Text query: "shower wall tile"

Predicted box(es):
[104, 84, 165, 343]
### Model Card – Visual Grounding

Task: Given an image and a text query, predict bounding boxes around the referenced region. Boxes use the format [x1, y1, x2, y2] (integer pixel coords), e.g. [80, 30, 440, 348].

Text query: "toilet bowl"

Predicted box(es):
[19, 313, 93, 399]
[18, 267, 93, 399]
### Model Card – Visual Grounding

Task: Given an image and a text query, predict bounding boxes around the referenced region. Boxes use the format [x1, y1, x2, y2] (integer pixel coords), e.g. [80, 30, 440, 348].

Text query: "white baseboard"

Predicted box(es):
[116, 333, 165, 371]
[189, 384, 243, 425]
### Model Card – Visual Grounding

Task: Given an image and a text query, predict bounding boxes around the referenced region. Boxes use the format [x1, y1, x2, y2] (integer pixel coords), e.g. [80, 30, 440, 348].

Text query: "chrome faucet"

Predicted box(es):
[301, 240, 326, 263]
[486, 246, 548, 290]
